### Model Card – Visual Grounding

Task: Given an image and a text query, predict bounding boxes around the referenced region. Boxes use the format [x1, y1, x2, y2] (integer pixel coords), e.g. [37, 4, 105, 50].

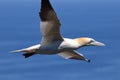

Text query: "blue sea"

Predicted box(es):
[0, 0, 120, 80]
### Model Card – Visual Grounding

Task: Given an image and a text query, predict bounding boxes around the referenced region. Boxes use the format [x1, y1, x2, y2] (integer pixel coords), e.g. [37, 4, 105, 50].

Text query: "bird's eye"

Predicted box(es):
[88, 40, 94, 44]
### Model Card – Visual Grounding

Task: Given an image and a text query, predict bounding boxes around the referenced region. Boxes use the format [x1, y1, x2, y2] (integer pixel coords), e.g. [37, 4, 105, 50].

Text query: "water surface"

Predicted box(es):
[0, 0, 120, 80]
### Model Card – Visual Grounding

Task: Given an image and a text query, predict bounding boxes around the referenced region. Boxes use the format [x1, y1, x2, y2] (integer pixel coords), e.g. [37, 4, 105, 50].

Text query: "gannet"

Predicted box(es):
[12, 0, 105, 62]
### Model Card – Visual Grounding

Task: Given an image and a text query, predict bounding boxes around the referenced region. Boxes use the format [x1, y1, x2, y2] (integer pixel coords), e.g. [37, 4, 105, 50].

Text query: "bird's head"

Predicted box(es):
[75, 37, 105, 47]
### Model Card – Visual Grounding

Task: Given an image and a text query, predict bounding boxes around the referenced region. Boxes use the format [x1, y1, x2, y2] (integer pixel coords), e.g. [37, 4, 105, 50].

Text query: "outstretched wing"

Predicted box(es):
[58, 51, 90, 62]
[40, 0, 63, 46]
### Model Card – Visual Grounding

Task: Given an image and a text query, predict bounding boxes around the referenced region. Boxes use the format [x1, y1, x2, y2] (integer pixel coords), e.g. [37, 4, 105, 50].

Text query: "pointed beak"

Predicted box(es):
[91, 41, 105, 46]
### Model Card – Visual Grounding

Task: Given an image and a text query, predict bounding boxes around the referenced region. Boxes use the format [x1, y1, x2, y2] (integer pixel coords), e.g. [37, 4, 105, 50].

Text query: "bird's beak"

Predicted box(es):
[90, 41, 105, 46]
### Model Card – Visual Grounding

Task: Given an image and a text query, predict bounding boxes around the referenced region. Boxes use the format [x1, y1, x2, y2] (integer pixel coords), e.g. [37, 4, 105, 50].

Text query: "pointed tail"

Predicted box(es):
[11, 49, 36, 58]
[10, 48, 30, 53]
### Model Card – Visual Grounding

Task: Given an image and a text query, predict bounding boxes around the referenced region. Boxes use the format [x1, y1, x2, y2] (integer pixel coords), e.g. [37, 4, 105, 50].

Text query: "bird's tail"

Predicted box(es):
[11, 48, 37, 58]
[11, 49, 36, 58]
[10, 49, 28, 53]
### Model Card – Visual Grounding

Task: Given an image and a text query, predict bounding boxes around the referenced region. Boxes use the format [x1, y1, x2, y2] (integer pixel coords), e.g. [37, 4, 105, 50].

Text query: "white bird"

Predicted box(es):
[12, 0, 105, 62]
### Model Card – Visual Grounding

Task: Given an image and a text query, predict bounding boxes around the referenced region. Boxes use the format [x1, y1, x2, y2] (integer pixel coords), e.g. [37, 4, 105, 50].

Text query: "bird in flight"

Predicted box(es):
[12, 0, 105, 62]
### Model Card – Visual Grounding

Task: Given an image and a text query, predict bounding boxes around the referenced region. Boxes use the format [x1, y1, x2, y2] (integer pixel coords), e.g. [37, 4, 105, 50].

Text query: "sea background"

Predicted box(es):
[0, 0, 120, 80]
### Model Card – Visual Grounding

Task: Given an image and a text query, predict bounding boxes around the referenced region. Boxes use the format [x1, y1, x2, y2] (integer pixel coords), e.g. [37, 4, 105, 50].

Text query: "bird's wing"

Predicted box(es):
[39, 0, 63, 46]
[58, 51, 90, 62]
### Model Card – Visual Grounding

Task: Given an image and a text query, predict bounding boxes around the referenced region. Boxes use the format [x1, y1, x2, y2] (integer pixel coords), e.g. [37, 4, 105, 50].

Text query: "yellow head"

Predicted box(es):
[75, 37, 105, 46]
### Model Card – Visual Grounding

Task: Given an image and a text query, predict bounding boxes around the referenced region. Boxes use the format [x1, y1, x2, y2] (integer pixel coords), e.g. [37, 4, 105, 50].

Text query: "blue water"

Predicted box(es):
[0, 0, 120, 80]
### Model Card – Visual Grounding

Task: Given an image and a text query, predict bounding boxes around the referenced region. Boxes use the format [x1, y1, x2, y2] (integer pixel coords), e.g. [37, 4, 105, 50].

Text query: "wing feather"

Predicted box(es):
[40, 0, 63, 45]
[58, 51, 90, 62]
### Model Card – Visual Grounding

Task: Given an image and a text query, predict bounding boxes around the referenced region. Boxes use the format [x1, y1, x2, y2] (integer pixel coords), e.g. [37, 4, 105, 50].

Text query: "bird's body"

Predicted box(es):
[13, 38, 80, 54]
[12, 0, 105, 62]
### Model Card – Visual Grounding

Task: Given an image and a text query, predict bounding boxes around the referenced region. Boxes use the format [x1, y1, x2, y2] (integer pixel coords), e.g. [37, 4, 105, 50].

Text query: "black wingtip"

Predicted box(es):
[87, 59, 91, 63]
[85, 59, 91, 63]
[22, 53, 35, 58]
[40, 0, 54, 21]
